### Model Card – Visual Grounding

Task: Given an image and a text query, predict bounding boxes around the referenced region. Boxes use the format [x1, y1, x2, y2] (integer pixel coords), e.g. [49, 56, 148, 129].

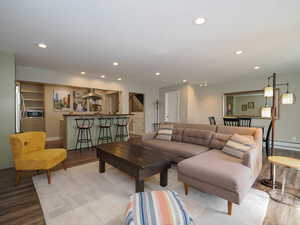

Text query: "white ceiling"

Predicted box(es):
[0, 0, 300, 87]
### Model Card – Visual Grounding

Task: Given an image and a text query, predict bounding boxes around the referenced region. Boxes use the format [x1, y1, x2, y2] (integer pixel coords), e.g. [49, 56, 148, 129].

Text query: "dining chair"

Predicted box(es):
[239, 118, 252, 127]
[223, 118, 239, 126]
[208, 116, 216, 125]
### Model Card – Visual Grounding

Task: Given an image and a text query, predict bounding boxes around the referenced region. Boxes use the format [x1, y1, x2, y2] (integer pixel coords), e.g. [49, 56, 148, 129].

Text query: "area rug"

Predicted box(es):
[33, 162, 269, 225]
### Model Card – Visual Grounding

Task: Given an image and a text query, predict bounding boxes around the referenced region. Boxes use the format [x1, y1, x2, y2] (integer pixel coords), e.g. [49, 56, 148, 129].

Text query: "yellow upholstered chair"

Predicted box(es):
[10, 131, 67, 184]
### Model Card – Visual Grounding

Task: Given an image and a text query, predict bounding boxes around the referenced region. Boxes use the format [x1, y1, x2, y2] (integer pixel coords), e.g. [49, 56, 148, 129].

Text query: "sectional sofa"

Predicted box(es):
[142, 123, 262, 215]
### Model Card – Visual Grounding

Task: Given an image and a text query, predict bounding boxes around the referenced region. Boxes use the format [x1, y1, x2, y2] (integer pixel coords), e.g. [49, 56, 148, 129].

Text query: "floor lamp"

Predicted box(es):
[260, 73, 296, 188]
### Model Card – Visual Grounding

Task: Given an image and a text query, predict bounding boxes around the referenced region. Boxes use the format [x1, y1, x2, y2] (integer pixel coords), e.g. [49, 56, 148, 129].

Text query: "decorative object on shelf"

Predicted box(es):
[53, 89, 71, 111]
[73, 89, 88, 112]
[260, 73, 296, 188]
[241, 104, 247, 111]
[248, 102, 255, 109]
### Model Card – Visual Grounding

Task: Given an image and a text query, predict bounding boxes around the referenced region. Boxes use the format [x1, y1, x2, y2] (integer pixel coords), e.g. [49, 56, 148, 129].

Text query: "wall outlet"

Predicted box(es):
[292, 136, 297, 142]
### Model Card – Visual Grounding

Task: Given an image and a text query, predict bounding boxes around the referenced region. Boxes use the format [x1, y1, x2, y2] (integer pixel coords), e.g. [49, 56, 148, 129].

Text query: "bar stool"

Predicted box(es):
[97, 117, 114, 144]
[75, 118, 94, 152]
[115, 117, 129, 142]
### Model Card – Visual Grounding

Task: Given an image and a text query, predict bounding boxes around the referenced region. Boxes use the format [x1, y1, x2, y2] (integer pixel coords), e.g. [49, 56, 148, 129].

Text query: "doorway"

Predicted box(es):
[165, 91, 180, 122]
[129, 93, 145, 135]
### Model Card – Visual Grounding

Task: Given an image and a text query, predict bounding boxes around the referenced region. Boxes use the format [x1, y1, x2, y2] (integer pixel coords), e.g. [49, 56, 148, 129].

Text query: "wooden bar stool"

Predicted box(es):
[115, 117, 129, 142]
[75, 118, 94, 152]
[97, 117, 114, 144]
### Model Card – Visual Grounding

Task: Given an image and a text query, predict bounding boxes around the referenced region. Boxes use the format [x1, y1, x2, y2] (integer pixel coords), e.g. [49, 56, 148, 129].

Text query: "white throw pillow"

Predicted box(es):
[156, 124, 174, 141]
[223, 134, 255, 159]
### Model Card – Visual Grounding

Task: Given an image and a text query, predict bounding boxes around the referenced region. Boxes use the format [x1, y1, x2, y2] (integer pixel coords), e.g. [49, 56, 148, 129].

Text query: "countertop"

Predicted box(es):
[63, 113, 134, 117]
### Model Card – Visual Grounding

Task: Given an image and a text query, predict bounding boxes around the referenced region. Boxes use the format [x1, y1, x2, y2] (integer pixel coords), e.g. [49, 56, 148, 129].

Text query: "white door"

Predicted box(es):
[165, 91, 180, 122]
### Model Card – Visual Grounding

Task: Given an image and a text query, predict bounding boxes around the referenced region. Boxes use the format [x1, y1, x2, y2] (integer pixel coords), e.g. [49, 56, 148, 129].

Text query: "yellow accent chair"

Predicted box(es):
[10, 131, 67, 185]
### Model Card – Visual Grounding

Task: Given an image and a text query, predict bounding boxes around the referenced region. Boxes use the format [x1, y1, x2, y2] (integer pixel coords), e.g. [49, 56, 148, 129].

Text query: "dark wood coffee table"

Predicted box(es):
[96, 142, 171, 192]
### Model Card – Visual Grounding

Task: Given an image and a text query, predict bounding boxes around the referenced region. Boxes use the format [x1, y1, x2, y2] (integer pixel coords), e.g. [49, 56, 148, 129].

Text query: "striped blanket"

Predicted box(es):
[123, 190, 194, 225]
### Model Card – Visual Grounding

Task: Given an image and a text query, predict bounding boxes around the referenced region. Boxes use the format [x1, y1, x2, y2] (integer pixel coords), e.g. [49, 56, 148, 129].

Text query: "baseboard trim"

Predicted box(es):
[46, 137, 61, 141]
[274, 141, 300, 151]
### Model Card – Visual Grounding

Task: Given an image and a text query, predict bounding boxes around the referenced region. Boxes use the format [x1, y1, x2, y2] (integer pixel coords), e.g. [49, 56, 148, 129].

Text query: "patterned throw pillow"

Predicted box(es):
[222, 134, 255, 159]
[156, 124, 174, 141]
[123, 190, 194, 225]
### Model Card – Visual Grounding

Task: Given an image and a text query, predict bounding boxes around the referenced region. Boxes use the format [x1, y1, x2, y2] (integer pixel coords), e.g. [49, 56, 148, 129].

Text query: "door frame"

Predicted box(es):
[165, 90, 180, 122]
[128, 92, 145, 135]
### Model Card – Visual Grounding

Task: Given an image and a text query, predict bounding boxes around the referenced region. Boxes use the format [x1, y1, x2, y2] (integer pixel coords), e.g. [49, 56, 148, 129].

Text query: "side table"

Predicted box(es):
[268, 156, 300, 207]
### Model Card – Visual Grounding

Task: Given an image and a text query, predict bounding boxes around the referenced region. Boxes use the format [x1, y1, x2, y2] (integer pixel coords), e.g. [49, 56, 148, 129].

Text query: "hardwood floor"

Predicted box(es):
[1, 140, 299, 225]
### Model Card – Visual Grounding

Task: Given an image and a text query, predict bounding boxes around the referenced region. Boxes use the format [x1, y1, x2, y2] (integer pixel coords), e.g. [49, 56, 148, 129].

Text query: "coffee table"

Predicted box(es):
[95, 142, 172, 192]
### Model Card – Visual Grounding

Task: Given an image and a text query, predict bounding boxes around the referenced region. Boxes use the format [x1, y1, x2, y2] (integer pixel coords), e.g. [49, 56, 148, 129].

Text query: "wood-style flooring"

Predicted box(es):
[0, 139, 299, 225]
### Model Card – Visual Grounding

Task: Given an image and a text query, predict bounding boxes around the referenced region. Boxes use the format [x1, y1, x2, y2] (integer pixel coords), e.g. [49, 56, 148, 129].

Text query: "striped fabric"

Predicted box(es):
[156, 124, 174, 141]
[123, 190, 194, 225]
[222, 133, 255, 159]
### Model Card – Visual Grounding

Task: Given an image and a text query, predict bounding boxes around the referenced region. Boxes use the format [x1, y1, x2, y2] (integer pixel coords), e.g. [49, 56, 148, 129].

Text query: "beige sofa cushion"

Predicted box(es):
[178, 150, 251, 193]
[171, 128, 184, 142]
[182, 128, 213, 147]
[142, 139, 209, 158]
[210, 132, 232, 150]
[217, 125, 257, 136]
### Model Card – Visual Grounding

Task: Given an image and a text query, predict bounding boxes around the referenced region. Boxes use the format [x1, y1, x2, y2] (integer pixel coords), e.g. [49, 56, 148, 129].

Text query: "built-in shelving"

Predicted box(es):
[23, 98, 44, 102]
[21, 90, 44, 94]
[20, 82, 45, 132]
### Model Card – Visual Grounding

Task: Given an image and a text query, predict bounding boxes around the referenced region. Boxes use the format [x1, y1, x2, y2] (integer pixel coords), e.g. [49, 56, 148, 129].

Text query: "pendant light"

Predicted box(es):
[281, 83, 296, 104]
[264, 77, 273, 97]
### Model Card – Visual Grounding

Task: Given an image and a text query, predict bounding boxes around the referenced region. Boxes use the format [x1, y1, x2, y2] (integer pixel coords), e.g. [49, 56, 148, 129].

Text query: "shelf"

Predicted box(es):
[23, 98, 44, 102]
[26, 107, 44, 109]
[21, 90, 44, 94]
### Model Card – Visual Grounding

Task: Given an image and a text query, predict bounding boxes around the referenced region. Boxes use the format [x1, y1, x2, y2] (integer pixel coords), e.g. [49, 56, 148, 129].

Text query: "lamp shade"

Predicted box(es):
[281, 92, 295, 104]
[261, 106, 272, 118]
[264, 86, 273, 97]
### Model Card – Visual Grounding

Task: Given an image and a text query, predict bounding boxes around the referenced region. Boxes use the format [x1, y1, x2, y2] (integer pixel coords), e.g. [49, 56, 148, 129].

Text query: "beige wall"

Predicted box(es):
[0, 52, 15, 169]
[159, 73, 300, 144]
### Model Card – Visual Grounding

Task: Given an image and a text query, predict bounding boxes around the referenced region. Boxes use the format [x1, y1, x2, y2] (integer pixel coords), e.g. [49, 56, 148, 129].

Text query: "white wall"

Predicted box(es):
[159, 73, 300, 145]
[0, 52, 15, 169]
[16, 66, 159, 134]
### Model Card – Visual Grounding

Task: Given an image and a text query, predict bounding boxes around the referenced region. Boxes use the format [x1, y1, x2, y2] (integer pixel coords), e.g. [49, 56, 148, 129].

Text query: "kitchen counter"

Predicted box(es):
[63, 113, 134, 117]
[62, 114, 132, 150]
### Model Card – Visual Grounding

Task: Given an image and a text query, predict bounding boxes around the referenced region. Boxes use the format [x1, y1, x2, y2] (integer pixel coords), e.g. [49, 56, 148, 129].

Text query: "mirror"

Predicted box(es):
[224, 89, 279, 119]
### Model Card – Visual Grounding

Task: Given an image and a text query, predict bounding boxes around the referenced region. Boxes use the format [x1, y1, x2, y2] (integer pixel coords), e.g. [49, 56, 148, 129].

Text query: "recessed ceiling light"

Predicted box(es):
[37, 43, 47, 48]
[182, 80, 187, 83]
[117, 77, 122, 81]
[200, 82, 208, 87]
[81, 72, 86, 75]
[155, 72, 160, 76]
[194, 17, 206, 25]
[100, 75, 106, 78]
[113, 62, 119, 66]
[235, 50, 243, 55]
[254, 66, 261, 70]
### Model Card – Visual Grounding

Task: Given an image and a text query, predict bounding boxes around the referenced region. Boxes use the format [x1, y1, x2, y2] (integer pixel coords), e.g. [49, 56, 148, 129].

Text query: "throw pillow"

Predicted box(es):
[210, 132, 232, 150]
[223, 134, 255, 159]
[156, 124, 174, 141]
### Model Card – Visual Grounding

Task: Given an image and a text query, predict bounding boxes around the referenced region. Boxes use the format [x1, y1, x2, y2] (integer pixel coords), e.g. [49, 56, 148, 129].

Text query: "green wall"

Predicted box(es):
[0, 52, 15, 169]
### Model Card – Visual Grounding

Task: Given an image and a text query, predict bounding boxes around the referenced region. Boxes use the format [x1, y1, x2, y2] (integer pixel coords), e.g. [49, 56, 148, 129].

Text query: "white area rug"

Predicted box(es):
[33, 162, 269, 225]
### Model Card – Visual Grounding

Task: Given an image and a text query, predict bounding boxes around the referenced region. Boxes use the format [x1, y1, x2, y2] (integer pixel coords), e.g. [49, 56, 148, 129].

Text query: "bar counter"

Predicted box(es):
[62, 113, 132, 150]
